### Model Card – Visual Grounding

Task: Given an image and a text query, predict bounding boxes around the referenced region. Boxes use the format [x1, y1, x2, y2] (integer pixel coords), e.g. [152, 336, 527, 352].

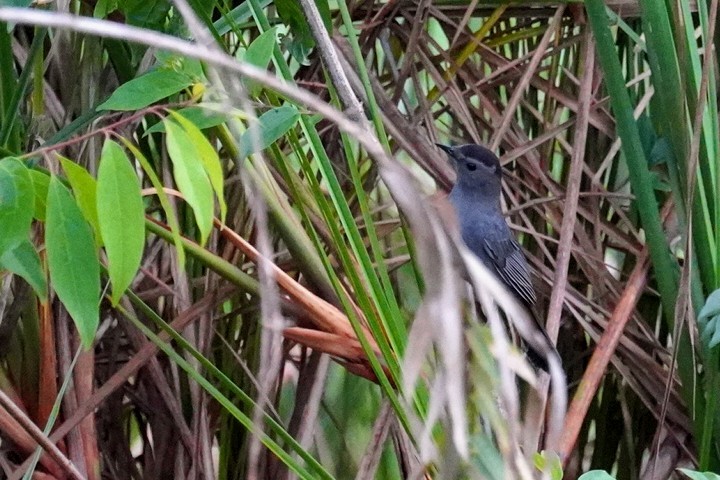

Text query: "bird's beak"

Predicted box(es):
[435, 143, 455, 157]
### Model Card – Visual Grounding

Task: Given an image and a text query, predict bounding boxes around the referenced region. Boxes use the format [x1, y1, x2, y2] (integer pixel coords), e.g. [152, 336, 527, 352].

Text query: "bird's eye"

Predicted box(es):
[466, 162, 477, 171]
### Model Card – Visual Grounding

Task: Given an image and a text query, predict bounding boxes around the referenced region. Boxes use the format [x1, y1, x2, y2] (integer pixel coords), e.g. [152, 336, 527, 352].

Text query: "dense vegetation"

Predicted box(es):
[0, 1, 718, 479]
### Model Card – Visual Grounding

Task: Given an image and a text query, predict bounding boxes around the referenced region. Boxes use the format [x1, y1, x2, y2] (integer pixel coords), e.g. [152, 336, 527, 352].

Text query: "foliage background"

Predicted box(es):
[0, 0, 718, 479]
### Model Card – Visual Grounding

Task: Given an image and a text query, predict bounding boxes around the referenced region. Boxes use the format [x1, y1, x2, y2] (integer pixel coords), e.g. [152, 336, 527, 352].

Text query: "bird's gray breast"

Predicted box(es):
[449, 187, 536, 306]
[449, 189, 509, 265]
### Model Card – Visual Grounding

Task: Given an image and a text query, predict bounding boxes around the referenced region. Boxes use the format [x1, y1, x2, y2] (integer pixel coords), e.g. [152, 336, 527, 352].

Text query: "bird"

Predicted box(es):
[436, 143, 555, 371]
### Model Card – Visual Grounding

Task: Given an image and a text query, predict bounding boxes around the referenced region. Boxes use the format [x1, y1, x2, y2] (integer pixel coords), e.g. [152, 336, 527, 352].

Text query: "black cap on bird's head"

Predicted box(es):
[436, 143, 502, 195]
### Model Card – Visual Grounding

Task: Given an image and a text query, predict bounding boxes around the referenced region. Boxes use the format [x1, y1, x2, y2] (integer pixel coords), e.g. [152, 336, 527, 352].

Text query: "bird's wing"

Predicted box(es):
[483, 238, 537, 306]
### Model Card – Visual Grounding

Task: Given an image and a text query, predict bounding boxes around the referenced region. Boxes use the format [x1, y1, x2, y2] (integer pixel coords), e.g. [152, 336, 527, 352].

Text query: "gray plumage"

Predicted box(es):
[438, 143, 553, 371]
[437, 143, 536, 307]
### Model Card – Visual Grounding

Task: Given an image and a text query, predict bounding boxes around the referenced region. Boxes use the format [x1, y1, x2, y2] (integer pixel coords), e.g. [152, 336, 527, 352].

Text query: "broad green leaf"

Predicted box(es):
[59, 156, 101, 245]
[118, 138, 185, 267]
[46, 176, 100, 350]
[0, 239, 47, 300]
[155, 52, 205, 81]
[167, 110, 226, 222]
[98, 69, 193, 111]
[164, 118, 214, 244]
[0, 0, 33, 6]
[118, 0, 171, 29]
[97, 140, 145, 305]
[239, 105, 300, 159]
[578, 471, 616, 480]
[649, 137, 673, 167]
[244, 27, 278, 68]
[678, 469, 720, 480]
[470, 434, 505, 480]
[243, 27, 278, 96]
[93, 0, 118, 18]
[28, 169, 50, 220]
[144, 106, 228, 135]
[699, 289, 720, 349]
[0, 157, 34, 258]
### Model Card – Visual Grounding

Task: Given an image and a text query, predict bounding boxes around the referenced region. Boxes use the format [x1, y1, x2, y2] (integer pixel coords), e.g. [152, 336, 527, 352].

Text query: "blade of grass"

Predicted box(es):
[585, 0, 700, 457]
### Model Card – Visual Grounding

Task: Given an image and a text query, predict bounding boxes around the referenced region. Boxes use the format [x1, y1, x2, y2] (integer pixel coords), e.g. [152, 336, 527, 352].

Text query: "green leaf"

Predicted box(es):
[578, 471, 616, 480]
[93, 0, 118, 18]
[699, 289, 720, 349]
[677, 469, 720, 480]
[0, 0, 34, 6]
[0, 239, 47, 300]
[213, 0, 273, 36]
[649, 137, 673, 167]
[154, 52, 205, 81]
[167, 110, 226, 222]
[28, 169, 50, 220]
[245, 26, 278, 68]
[59, 156, 101, 245]
[0, 157, 34, 258]
[470, 434, 504, 480]
[144, 105, 228, 135]
[533, 451, 563, 480]
[98, 69, 193, 111]
[243, 27, 278, 96]
[97, 140, 146, 305]
[46, 176, 100, 350]
[118, 138, 186, 267]
[164, 118, 214, 244]
[649, 171, 672, 192]
[274, 0, 328, 64]
[239, 105, 300, 159]
[118, 0, 171, 29]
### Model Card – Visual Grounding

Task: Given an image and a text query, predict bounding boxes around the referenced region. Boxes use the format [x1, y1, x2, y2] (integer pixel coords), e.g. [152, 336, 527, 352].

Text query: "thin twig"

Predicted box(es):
[489, 6, 565, 151]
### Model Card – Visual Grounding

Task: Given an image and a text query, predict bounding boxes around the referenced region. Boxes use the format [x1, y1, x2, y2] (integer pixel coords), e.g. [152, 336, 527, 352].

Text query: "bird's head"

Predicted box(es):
[436, 143, 503, 197]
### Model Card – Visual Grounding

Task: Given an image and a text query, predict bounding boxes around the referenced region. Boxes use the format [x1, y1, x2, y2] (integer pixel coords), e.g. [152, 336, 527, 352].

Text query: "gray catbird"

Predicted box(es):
[437, 143, 556, 371]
